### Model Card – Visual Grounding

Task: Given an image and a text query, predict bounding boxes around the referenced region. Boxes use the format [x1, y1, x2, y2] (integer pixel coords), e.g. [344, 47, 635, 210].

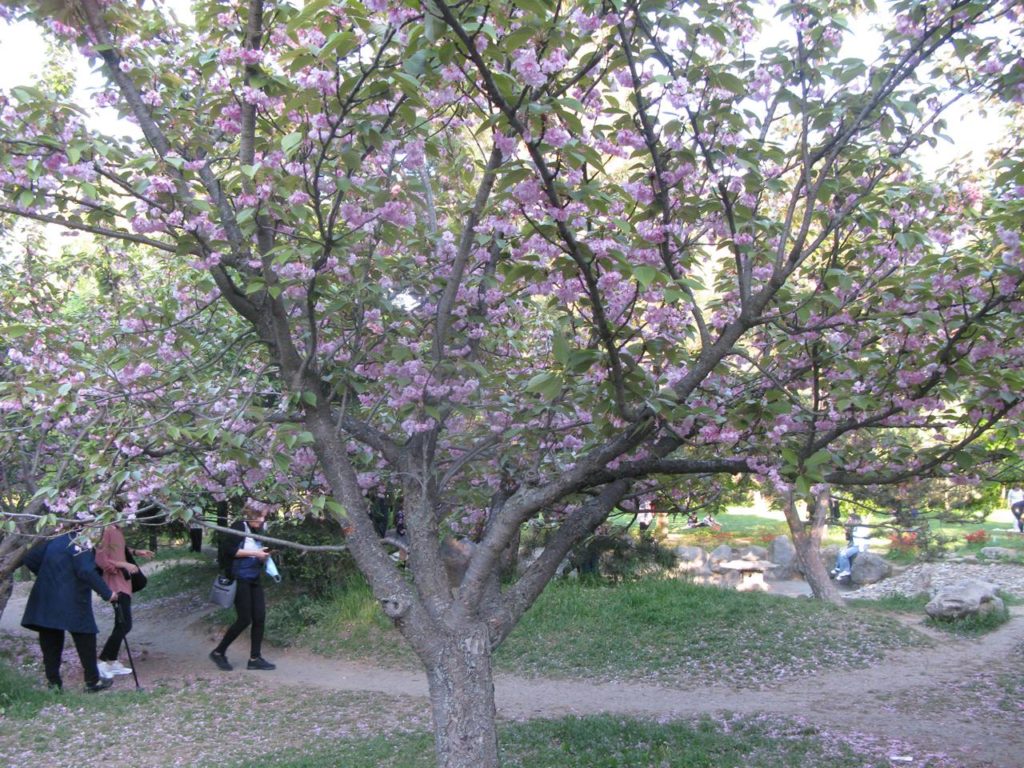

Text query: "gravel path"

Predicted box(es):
[850, 559, 1024, 600]
[2, 560, 1023, 768]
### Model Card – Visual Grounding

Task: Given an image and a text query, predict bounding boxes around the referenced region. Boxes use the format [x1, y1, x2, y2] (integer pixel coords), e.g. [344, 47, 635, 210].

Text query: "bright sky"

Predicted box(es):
[0, 5, 1008, 173]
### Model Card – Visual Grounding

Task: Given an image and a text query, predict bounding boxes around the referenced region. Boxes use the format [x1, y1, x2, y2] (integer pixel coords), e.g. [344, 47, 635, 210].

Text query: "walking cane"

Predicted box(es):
[114, 599, 143, 691]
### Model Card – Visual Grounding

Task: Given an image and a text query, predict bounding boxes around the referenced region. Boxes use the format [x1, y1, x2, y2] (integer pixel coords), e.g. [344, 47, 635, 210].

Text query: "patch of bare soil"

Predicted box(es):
[3, 572, 1022, 768]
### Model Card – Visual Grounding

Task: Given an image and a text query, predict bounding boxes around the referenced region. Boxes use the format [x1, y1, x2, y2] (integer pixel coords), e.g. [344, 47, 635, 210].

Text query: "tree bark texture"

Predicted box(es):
[792, 530, 843, 604]
[782, 492, 843, 605]
[425, 625, 500, 768]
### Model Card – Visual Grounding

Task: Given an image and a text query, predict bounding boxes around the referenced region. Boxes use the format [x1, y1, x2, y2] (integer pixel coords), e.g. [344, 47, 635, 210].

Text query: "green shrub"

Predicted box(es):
[568, 527, 677, 582]
[271, 517, 360, 596]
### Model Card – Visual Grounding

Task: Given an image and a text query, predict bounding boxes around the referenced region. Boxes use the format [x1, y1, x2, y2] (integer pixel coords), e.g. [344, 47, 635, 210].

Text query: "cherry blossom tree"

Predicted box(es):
[2, 0, 1024, 765]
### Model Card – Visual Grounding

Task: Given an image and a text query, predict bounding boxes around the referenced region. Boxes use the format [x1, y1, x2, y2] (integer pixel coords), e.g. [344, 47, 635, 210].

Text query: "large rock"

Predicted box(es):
[738, 545, 768, 560]
[980, 547, 1018, 560]
[708, 544, 734, 566]
[850, 552, 892, 585]
[767, 535, 798, 580]
[673, 546, 709, 575]
[926, 579, 1004, 620]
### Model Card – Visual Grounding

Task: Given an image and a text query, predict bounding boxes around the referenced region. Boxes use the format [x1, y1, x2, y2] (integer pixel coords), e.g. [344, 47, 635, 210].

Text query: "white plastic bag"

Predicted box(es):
[265, 556, 281, 583]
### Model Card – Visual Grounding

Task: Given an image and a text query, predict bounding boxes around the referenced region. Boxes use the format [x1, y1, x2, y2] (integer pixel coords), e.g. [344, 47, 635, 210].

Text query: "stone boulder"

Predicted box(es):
[925, 579, 1005, 620]
[980, 547, 1018, 560]
[737, 545, 768, 560]
[850, 552, 892, 585]
[708, 544, 734, 566]
[673, 546, 710, 575]
[767, 535, 798, 580]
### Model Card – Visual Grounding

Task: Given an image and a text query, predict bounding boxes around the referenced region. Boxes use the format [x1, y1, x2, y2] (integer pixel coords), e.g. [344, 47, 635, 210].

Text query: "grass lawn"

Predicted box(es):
[277, 575, 929, 687]
[225, 713, 960, 768]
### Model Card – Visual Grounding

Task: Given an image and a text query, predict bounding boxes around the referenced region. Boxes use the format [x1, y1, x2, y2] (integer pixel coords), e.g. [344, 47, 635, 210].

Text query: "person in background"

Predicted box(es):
[1007, 487, 1024, 533]
[188, 517, 203, 553]
[637, 499, 654, 533]
[95, 522, 154, 678]
[209, 501, 276, 672]
[21, 526, 120, 692]
[831, 513, 870, 581]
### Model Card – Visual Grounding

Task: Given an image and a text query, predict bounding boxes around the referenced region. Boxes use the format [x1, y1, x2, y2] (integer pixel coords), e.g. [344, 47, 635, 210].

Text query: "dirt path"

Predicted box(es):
[3, 577, 1023, 767]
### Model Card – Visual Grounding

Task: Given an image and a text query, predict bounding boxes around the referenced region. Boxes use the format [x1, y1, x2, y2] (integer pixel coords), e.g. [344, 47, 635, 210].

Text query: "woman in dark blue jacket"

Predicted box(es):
[209, 503, 276, 672]
[21, 531, 120, 692]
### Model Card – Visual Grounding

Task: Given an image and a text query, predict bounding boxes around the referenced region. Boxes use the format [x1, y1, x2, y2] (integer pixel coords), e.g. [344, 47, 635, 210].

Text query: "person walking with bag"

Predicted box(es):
[21, 525, 120, 692]
[95, 522, 153, 679]
[209, 501, 276, 672]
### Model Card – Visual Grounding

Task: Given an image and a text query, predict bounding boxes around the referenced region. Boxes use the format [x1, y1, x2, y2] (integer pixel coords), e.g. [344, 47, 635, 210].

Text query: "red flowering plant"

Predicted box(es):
[889, 531, 919, 554]
[964, 529, 989, 546]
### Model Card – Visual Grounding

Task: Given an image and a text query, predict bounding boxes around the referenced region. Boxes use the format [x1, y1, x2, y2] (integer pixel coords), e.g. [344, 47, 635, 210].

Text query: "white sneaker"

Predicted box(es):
[101, 660, 133, 676]
[836, 570, 851, 580]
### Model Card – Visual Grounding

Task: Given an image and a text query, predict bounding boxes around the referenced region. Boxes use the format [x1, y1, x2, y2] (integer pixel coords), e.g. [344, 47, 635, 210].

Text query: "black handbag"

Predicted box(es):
[125, 548, 148, 593]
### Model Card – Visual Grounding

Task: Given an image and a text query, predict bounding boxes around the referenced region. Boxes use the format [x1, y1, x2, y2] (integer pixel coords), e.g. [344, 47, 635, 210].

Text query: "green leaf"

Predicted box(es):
[282, 132, 304, 156]
[325, 499, 348, 518]
[273, 453, 291, 473]
[0, 324, 31, 339]
[524, 371, 563, 401]
[552, 331, 571, 365]
[633, 265, 660, 288]
[804, 449, 831, 469]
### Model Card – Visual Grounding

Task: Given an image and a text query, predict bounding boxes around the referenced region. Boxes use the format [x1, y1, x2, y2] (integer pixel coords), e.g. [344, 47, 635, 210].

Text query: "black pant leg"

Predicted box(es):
[248, 581, 266, 659]
[37, 628, 65, 687]
[189, 528, 203, 552]
[100, 595, 132, 661]
[70, 632, 100, 685]
[214, 579, 255, 654]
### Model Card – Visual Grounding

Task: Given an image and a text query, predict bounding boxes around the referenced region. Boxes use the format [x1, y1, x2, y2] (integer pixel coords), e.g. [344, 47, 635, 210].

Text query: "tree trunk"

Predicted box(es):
[426, 625, 500, 768]
[498, 525, 521, 583]
[0, 530, 40, 618]
[782, 491, 843, 605]
[791, 529, 843, 604]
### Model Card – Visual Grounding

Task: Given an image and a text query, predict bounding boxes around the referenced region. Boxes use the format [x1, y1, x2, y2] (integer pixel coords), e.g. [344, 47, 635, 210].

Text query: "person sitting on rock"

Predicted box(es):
[1009, 487, 1024, 533]
[831, 513, 870, 582]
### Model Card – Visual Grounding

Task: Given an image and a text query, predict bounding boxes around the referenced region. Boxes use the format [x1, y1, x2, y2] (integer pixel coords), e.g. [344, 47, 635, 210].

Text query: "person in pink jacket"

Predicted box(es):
[94, 524, 153, 678]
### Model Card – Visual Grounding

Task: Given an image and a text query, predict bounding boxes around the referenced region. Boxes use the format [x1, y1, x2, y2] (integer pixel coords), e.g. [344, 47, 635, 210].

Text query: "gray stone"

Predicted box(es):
[903, 569, 932, 597]
[767, 535, 798, 580]
[709, 544, 734, 564]
[925, 578, 1001, 620]
[738, 545, 768, 560]
[674, 545, 706, 563]
[980, 547, 1018, 560]
[673, 546, 709, 575]
[850, 552, 892, 585]
[978, 595, 1006, 616]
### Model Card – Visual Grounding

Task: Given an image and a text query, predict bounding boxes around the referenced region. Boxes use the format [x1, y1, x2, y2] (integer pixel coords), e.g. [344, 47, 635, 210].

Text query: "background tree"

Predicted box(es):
[2, 1, 1024, 766]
